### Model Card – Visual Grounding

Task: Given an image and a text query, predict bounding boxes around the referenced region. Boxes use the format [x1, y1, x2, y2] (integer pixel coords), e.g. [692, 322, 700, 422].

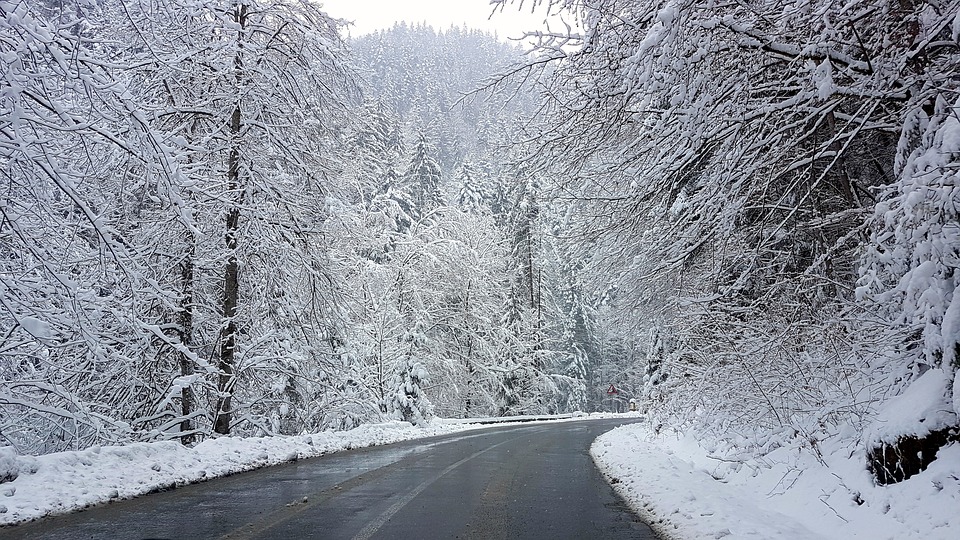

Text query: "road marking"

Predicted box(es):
[217, 447, 433, 540]
[351, 437, 520, 540]
[220, 427, 542, 540]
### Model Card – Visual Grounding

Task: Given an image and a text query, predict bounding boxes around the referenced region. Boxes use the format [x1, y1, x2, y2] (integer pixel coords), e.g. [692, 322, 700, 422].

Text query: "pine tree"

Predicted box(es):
[391, 355, 432, 425]
[455, 161, 486, 213]
[403, 134, 444, 218]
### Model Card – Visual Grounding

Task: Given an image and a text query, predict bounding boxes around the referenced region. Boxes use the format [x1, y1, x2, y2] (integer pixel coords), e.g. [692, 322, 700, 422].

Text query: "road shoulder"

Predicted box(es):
[591, 422, 960, 539]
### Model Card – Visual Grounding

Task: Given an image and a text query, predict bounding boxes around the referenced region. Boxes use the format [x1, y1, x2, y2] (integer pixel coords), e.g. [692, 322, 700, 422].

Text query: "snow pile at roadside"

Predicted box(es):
[0, 420, 479, 526]
[865, 368, 957, 446]
[592, 422, 960, 539]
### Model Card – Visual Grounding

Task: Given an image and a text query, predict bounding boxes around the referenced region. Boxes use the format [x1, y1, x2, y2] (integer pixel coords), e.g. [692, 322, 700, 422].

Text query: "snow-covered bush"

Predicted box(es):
[859, 95, 960, 413]
[390, 357, 433, 425]
[511, 0, 960, 483]
[858, 94, 960, 482]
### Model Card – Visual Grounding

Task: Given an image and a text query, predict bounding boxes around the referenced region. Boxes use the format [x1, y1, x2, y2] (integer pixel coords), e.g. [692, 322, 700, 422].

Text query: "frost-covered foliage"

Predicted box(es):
[505, 0, 960, 479]
[859, 94, 960, 412]
[0, 0, 192, 452]
[1, 0, 357, 452]
[390, 356, 432, 425]
[325, 24, 595, 424]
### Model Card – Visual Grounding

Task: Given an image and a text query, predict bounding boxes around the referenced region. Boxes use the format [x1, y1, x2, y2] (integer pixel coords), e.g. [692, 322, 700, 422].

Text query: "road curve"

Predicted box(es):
[3, 418, 657, 539]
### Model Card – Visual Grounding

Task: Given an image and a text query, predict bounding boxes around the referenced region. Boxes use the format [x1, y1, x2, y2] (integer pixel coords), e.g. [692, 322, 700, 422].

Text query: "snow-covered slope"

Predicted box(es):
[592, 422, 960, 539]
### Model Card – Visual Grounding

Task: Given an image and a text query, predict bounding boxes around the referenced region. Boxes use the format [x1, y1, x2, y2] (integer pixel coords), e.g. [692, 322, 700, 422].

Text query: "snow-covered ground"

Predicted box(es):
[592, 422, 960, 540]
[0, 413, 632, 527]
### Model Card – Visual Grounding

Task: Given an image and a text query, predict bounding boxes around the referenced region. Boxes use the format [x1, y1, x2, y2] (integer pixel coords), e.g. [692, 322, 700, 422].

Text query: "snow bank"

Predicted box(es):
[0, 413, 628, 526]
[0, 420, 478, 526]
[592, 422, 960, 539]
[865, 367, 958, 445]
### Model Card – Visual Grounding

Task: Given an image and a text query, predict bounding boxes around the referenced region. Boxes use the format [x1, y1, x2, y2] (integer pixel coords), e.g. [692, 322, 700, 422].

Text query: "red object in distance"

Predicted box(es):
[606, 384, 618, 395]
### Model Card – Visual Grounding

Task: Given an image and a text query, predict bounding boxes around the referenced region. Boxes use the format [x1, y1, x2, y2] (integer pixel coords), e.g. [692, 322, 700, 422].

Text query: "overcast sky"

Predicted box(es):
[319, 0, 569, 41]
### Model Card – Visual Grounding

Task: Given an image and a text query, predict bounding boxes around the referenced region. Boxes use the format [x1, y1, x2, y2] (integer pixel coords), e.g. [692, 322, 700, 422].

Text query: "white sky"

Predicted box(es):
[318, 0, 569, 42]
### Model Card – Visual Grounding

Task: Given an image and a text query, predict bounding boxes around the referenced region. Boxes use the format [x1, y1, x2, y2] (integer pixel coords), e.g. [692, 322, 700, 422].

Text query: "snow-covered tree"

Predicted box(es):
[455, 161, 486, 213]
[403, 134, 444, 217]
[0, 0, 359, 450]
[135, 0, 356, 436]
[858, 93, 960, 483]
[499, 0, 960, 479]
[390, 356, 432, 425]
[0, 0, 193, 452]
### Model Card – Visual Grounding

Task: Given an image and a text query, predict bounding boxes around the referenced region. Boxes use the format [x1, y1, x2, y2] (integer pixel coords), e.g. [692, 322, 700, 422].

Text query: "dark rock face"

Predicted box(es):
[867, 427, 958, 485]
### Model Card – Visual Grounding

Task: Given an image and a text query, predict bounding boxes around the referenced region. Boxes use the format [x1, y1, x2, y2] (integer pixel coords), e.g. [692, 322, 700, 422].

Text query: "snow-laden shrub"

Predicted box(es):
[0, 446, 37, 485]
[0, 447, 18, 484]
[859, 95, 960, 411]
[856, 93, 960, 484]
[390, 358, 433, 425]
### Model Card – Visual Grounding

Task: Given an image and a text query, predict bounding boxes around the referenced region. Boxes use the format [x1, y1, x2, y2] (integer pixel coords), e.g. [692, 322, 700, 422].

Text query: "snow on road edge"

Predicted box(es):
[0, 413, 630, 527]
[0, 420, 481, 526]
[591, 422, 960, 540]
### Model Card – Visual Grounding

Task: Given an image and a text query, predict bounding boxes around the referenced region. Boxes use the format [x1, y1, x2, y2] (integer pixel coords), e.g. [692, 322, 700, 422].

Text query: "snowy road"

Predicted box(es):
[4, 419, 657, 539]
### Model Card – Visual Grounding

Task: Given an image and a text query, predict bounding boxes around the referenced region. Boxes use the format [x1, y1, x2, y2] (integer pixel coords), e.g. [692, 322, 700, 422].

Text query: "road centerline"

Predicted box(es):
[350, 435, 525, 540]
[218, 445, 434, 540]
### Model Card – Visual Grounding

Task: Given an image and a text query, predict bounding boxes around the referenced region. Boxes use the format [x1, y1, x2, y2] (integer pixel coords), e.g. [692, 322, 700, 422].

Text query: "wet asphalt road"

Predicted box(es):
[2, 418, 657, 539]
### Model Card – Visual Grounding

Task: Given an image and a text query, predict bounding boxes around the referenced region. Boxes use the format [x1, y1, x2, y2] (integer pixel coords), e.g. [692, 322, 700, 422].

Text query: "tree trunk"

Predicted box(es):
[377, 330, 387, 413]
[463, 281, 474, 417]
[214, 156, 241, 435]
[214, 4, 246, 436]
[178, 231, 196, 444]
